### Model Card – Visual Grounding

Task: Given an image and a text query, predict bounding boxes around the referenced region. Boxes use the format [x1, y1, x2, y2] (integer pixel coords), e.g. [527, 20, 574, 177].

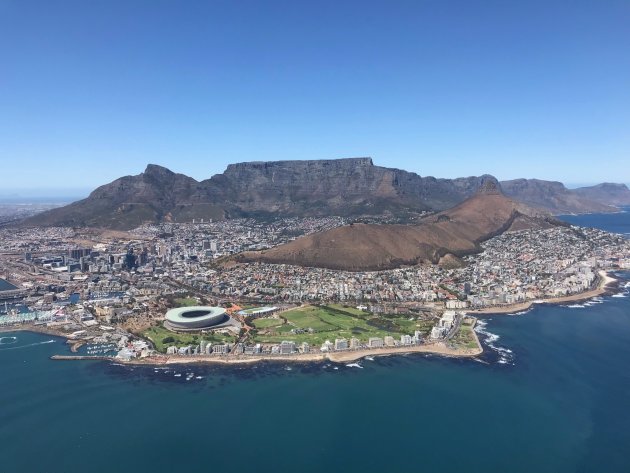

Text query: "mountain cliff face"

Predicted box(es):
[21, 158, 623, 230]
[22, 159, 498, 229]
[500, 179, 616, 214]
[573, 183, 630, 207]
[205, 158, 497, 216]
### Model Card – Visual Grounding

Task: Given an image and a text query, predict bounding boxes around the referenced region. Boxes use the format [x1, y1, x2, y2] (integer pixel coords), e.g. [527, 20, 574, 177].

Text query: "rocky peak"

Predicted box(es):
[143, 164, 176, 179]
[476, 176, 502, 195]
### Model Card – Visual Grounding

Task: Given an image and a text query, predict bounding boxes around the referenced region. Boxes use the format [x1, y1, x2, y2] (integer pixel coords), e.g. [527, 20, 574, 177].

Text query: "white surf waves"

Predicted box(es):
[474, 320, 514, 365]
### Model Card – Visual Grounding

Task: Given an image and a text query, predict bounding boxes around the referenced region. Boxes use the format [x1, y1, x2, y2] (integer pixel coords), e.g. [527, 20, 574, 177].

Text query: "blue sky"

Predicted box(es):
[1, 0, 628, 194]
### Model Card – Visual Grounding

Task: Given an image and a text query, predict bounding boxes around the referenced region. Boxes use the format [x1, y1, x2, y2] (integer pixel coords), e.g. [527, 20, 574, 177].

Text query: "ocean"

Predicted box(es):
[1, 212, 629, 473]
[0, 278, 18, 291]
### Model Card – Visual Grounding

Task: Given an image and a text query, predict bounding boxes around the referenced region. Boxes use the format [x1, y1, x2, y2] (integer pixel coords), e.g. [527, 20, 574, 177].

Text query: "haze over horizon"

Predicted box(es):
[1, 0, 629, 190]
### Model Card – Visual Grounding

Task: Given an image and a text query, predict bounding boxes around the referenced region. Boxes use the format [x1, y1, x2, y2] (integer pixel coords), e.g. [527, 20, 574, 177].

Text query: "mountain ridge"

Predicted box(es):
[20, 158, 623, 229]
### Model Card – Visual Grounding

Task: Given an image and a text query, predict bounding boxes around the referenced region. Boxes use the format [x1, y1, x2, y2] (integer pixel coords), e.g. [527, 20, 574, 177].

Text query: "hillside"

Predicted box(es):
[573, 183, 630, 207]
[22, 165, 226, 230]
[500, 179, 616, 214]
[237, 182, 559, 271]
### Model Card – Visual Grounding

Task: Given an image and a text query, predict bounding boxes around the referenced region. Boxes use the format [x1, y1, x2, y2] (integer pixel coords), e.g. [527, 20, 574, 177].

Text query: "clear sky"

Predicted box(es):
[1, 0, 629, 195]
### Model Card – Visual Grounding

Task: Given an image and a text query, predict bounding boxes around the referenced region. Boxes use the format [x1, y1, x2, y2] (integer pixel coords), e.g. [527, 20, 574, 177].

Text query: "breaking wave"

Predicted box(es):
[0, 336, 18, 345]
[508, 307, 533, 316]
[474, 320, 514, 365]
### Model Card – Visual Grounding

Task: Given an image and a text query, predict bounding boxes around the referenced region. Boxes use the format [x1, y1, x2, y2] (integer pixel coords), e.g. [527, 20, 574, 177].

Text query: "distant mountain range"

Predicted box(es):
[237, 180, 561, 271]
[20, 158, 630, 230]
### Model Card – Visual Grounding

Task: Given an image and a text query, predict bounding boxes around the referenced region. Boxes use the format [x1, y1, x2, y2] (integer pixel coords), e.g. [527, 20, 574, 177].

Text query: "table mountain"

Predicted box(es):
[21, 159, 499, 229]
[20, 158, 621, 230]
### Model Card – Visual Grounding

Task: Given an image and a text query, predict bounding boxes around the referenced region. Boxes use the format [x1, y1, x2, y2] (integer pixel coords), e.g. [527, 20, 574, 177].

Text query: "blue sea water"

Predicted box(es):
[1, 213, 629, 473]
[0, 278, 18, 291]
[559, 205, 630, 237]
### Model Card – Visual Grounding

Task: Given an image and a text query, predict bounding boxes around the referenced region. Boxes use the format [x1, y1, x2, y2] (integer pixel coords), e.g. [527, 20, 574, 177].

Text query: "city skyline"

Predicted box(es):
[2, 0, 629, 190]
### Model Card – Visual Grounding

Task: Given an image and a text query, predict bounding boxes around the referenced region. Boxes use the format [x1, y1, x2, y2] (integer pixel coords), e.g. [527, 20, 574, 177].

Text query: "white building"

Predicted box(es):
[212, 344, 229, 354]
[280, 340, 296, 354]
[430, 326, 448, 339]
[320, 340, 334, 352]
[446, 299, 468, 309]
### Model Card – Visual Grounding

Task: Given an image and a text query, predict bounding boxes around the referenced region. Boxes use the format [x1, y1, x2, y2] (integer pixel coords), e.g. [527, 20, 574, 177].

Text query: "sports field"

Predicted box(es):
[251, 304, 434, 345]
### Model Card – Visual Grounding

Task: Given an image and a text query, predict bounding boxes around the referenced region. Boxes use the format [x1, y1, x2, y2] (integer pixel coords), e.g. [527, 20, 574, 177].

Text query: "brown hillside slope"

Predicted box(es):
[238, 188, 558, 271]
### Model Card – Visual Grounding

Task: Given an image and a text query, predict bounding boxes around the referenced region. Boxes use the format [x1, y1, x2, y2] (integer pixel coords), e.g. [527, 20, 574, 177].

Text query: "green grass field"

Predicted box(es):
[251, 304, 434, 346]
[252, 317, 284, 329]
[325, 304, 369, 317]
[282, 306, 338, 331]
[173, 297, 199, 307]
[142, 324, 235, 353]
[450, 318, 479, 350]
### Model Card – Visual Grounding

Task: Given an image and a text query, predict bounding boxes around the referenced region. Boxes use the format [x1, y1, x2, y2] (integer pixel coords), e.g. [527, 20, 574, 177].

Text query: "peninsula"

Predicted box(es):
[2, 162, 629, 366]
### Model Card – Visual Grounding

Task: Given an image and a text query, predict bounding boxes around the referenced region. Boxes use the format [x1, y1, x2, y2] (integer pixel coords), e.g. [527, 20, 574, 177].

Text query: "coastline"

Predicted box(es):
[3, 323, 483, 365]
[4, 269, 625, 366]
[469, 270, 618, 315]
[51, 340, 483, 366]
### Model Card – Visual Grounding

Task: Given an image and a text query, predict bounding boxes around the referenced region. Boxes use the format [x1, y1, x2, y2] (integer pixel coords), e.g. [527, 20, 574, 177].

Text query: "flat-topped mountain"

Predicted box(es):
[20, 158, 622, 229]
[209, 157, 503, 215]
[21, 159, 501, 229]
[237, 182, 559, 271]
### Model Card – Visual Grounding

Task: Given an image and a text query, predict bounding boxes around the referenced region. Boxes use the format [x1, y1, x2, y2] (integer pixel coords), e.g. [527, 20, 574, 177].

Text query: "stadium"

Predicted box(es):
[164, 306, 230, 332]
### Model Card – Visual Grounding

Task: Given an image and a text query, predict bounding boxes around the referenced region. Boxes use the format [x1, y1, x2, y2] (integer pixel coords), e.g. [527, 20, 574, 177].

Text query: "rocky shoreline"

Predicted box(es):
[468, 270, 618, 315]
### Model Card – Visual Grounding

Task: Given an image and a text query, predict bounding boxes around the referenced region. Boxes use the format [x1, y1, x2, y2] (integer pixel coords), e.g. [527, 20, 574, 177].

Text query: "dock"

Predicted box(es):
[51, 355, 114, 361]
